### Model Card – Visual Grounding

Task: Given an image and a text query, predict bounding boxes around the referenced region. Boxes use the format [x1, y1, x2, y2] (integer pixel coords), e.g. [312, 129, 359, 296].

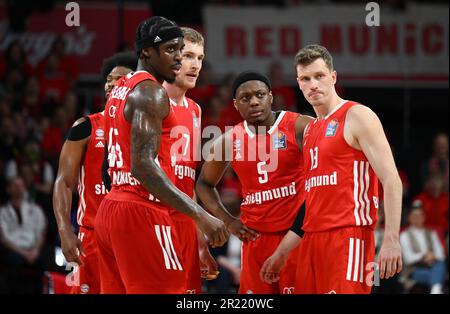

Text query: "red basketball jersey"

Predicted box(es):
[168, 97, 201, 216]
[302, 101, 379, 233]
[104, 71, 177, 207]
[76, 111, 107, 228]
[231, 111, 305, 233]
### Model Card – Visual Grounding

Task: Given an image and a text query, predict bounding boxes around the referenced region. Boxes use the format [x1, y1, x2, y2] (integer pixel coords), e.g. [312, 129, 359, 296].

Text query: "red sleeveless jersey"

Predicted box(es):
[231, 111, 305, 233]
[168, 97, 201, 217]
[76, 112, 107, 228]
[104, 70, 177, 207]
[302, 101, 379, 233]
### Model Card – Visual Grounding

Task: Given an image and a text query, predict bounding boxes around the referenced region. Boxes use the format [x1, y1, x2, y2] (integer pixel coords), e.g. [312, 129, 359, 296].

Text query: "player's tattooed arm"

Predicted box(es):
[126, 81, 228, 247]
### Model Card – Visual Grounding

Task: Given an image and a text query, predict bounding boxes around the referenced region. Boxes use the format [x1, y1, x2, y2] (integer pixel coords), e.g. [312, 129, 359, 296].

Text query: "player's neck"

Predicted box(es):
[247, 111, 276, 134]
[137, 60, 164, 84]
[163, 83, 187, 105]
[315, 95, 345, 119]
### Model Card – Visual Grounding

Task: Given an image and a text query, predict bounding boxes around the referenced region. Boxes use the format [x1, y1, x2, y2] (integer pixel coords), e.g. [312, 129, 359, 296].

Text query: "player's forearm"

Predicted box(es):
[52, 178, 74, 232]
[195, 179, 236, 225]
[274, 230, 301, 258]
[381, 175, 402, 240]
[131, 160, 204, 219]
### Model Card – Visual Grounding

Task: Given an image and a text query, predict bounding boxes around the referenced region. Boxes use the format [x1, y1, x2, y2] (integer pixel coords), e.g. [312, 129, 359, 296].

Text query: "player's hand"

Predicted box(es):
[378, 237, 402, 280]
[59, 228, 85, 266]
[196, 210, 229, 248]
[199, 248, 219, 280]
[227, 218, 259, 242]
[259, 251, 287, 284]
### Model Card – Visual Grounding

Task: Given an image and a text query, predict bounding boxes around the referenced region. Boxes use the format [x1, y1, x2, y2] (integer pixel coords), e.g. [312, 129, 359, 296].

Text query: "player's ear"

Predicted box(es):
[141, 47, 151, 59]
[332, 70, 337, 85]
[233, 99, 238, 110]
[268, 91, 273, 103]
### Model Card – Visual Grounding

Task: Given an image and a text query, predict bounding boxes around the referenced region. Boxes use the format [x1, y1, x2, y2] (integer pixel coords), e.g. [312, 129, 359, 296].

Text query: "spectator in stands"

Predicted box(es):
[41, 106, 67, 168]
[421, 133, 449, 190]
[267, 61, 297, 110]
[400, 200, 446, 294]
[1, 40, 33, 80]
[0, 176, 47, 293]
[413, 174, 449, 242]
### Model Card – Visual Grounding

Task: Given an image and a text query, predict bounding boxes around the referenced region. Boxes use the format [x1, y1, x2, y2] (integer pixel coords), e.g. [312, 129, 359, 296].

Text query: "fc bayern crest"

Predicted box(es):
[95, 129, 104, 139]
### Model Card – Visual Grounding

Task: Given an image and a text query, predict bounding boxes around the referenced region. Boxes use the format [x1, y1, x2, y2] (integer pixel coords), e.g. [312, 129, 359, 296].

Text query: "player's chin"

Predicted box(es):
[164, 74, 176, 84]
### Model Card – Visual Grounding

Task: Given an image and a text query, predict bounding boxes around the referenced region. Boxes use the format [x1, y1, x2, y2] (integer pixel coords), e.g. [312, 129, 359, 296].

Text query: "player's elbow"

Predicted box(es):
[130, 157, 158, 182]
[380, 172, 403, 194]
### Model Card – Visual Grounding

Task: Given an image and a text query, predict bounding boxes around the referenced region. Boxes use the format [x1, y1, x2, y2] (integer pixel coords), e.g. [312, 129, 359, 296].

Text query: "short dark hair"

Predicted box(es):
[232, 71, 272, 98]
[135, 16, 183, 57]
[100, 51, 137, 83]
[294, 44, 334, 71]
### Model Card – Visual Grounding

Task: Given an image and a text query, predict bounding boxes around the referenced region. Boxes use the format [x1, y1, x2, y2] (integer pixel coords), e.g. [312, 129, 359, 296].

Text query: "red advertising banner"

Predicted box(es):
[0, 2, 151, 78]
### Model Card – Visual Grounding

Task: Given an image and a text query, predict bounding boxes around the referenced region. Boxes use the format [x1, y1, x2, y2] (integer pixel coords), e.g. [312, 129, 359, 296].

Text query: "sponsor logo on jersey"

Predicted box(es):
[242, 181, 297, 205]
[174, 165, 196, 180]
[95, 182, 108, 195]
[95, 128, 104, 138]
[305, 171, 338, 192]
[192, 111, 199, 128]
[325, 119, 339, 137]
[273, 131, 286, 150]
[95, 141, 104, 148]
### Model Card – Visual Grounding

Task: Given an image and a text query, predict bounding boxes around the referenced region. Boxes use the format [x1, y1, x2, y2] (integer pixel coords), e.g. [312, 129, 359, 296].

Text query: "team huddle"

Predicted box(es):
[52, 16, 403, 294]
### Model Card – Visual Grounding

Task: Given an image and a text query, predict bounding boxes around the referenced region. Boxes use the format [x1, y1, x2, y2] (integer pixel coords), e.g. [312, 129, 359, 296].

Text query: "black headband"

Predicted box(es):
[136, 27, 184, 51]
[232, 71, 272, 98]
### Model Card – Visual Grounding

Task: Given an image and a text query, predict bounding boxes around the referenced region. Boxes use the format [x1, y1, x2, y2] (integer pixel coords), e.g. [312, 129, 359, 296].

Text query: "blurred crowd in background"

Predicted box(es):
[0, 0, 448, 294]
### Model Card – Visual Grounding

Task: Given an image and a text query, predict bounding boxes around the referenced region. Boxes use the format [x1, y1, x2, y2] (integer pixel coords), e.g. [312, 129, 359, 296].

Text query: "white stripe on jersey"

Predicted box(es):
[346, 237, 366, 282]
[164, 226, 183, 271]
[353, 238, 361, 282]
[155, 225, 172, 270]
[359, 162, 367, 226]
[353, 162, 361, 226]
[359, 240, 365, 283]
[346, 237, 354, 281]
[363, 163, 373, 225]
[77, 165, 86, 226]
[353, 161, 373, 227]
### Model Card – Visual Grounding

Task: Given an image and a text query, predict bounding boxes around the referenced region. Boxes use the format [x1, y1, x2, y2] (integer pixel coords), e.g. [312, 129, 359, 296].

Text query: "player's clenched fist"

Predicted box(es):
[196, 210, 229, 247]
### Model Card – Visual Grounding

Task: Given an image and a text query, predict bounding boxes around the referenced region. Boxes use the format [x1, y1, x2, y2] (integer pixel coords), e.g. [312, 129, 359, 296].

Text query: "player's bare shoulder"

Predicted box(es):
[294, 113, 315, 149]
[125, 80, 169, 122]
[345, 103, 383, 149]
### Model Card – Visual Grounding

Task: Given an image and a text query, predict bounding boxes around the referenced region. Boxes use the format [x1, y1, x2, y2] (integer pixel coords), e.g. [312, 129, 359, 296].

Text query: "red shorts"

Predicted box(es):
[94, 191, 186, 294]
[239, 231, 299, 294]
[171, 214, 201, 294]
[70, 226, 100, 294]
[295, 227, 375, 294]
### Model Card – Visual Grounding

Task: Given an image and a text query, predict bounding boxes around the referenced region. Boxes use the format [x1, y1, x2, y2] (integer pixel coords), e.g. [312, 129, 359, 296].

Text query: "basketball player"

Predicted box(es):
[196, 71, 312, 294]
[52, 52, 137, 294]
[94, 16, 228, 294]
[260, 45, 402, 294]
[162, 27, 217, 294]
